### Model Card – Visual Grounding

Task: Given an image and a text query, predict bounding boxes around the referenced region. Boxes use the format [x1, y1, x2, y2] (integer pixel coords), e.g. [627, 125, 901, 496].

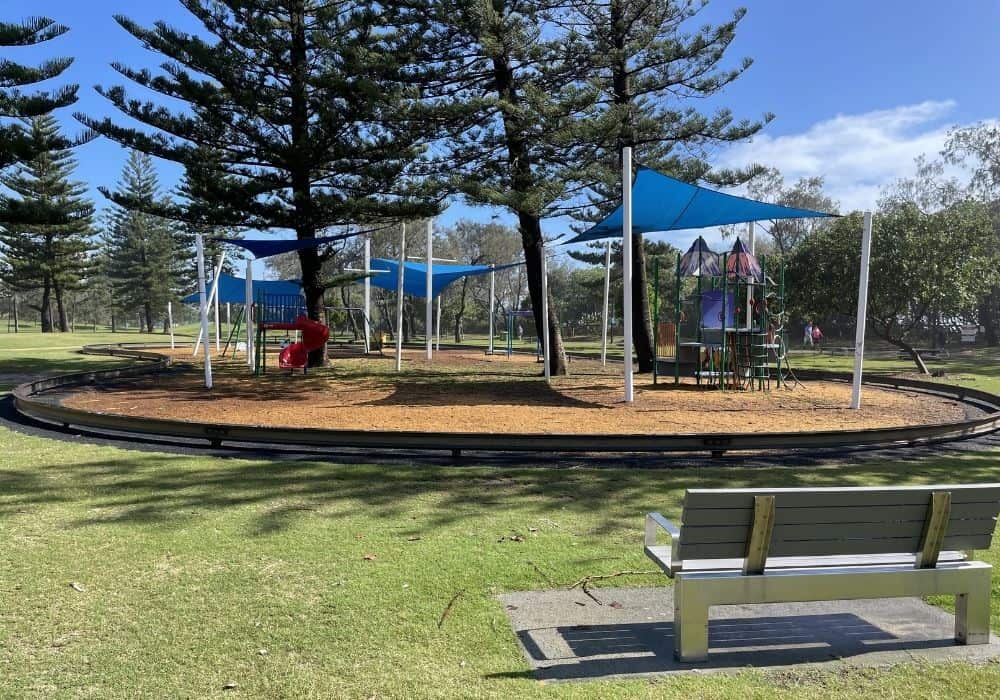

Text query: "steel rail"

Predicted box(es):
[12, 343, 1000, 457]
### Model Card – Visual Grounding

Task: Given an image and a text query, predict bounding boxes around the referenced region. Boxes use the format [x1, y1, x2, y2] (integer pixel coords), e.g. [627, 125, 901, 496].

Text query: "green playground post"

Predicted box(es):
[720, 253, 728, 391]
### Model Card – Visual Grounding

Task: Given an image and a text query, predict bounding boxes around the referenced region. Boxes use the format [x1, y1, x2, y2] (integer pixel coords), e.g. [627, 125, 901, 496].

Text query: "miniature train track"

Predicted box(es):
[12, 342, 1000, 458]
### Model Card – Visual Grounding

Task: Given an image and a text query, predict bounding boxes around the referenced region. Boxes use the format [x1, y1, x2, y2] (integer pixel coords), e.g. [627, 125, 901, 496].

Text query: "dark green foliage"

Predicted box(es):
[0, 16, 91, 225]
[405, 0, 603, 374]
[77, 1, 436, 364]
[566, 0, 769, 371]
[787, 203, 994, 372]
[101, 152, 182, 333]
[0, 114, 94, 331]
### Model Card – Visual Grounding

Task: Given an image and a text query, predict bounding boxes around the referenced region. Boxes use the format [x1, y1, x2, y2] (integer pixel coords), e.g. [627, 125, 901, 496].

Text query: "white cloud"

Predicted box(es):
[718, 100, 963, 212]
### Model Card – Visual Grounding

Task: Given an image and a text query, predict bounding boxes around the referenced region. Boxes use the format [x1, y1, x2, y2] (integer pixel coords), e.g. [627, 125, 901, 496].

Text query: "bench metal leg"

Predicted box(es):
[955, 568, 991, 645]
[674, 578, 709, 662]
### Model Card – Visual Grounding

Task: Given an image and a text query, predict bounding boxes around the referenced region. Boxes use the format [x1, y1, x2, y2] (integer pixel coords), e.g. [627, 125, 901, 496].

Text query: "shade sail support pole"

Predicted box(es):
[541, 246, 551, 384]
[851, 211, 873, 409]
[622, 146, 634, 403]
[363, 232, 371, 354]
[167, 301, 175, 349]
[395, 223, 406, 372]
[601, 240, 611, 366]
[195, 234, 213, 389]
[194, 251, 226, 355]
[245, 258, 254, 367]
[488, 266, 496, 355]
[435, 295, 441, 351]
[426, 220, 433, 360]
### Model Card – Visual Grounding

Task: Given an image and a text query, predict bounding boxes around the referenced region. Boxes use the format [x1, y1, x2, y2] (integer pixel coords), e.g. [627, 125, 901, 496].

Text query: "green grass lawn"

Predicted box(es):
[1, 331, 999, 698]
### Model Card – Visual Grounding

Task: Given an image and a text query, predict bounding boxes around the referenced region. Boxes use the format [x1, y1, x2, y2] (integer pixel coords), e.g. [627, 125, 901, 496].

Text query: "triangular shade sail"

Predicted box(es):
[367, 258, 521, 299]
[213, 232, 359, 259]
[181, 274, 301, 305]
[566, 167, 837, 244]
[679, 236, 721, 277]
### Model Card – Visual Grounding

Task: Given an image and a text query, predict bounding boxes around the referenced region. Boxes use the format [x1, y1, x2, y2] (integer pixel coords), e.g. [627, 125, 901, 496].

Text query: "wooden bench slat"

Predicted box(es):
[660, 551, 969, 574]
[683, 484, 1000, 510]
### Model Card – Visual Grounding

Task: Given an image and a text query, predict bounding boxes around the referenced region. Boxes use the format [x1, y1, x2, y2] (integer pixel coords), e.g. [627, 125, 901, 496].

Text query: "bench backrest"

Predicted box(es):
[677, 484, 1000, 570]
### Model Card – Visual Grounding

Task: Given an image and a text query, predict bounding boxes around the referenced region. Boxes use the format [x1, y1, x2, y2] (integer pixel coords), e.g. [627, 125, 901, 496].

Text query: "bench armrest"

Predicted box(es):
[645, 512, 681, 546]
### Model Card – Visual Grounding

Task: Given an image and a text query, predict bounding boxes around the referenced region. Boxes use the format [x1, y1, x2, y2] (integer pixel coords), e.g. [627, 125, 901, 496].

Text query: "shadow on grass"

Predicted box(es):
[2, 443, 999, 538]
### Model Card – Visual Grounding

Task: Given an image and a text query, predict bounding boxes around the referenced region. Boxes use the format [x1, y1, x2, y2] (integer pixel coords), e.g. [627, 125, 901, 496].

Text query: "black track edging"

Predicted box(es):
[12, 342, 1000, 459]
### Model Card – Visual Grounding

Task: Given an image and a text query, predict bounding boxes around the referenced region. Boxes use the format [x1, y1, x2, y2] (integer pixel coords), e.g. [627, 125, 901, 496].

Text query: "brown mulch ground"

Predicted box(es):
[56, 347, 967, 435]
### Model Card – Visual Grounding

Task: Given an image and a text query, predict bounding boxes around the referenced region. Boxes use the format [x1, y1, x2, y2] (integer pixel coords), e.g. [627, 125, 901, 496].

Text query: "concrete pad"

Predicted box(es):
[500, 586, 1000, 681]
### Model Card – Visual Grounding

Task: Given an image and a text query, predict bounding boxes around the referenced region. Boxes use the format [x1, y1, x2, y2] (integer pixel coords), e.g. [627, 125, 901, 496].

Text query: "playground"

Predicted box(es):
[53, 347, 966, 435]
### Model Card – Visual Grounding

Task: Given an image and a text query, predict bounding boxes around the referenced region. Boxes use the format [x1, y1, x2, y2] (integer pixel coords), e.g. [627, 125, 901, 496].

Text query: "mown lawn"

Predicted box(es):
[1, 332, 999, 698]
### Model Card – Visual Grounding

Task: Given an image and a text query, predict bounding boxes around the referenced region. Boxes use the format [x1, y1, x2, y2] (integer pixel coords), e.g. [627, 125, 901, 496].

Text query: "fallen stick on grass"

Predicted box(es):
[437, 589, 466, 628]
[566, 570, 660, 606]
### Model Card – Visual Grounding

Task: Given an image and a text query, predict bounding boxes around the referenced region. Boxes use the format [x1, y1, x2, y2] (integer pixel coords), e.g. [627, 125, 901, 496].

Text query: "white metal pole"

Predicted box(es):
[363, 233, 371, 353]
[193, 251, 225, 355]
[541, 246, 551, 383]
[167, 301, 175, 349]
[601, 240, 611, 366]
[435, 295, 441, 351]
[395, 223, 406, 371]
[488, 266, 496, 355]
[747, 221, 755, 328]
[245, 258, 253, 366]
[195, 234, 213, 389]
[851, 212, 874, 409]
[426, 220, 433, 360]
[214, 255, 222, 351]
[622, 146, 634, 403]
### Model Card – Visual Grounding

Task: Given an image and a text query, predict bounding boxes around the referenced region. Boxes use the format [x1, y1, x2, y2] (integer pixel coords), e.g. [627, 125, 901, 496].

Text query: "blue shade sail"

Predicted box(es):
[212, 232, 359, 259]
[367, 258, 522, 299]
[181, 274, 301, 305]
[566, 166, 837, 244]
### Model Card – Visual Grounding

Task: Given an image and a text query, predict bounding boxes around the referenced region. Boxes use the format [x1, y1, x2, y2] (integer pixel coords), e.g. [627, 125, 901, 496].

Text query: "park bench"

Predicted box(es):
[645, 484, 1000, 662]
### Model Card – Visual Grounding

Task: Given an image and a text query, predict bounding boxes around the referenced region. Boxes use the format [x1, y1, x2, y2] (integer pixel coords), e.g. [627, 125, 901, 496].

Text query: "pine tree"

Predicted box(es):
[77, 1, 435, 366]
[102, 152, 181, 333]
[174, 170, 240, 294]
[0, 114, 94, 331]
[567, 0, 771, 372]
[0, 16, 88, 225]
[405, 0, 600, 376]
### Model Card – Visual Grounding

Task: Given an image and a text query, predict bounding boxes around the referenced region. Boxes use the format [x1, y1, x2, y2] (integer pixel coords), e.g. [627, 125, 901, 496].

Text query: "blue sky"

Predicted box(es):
[6, 0, 1000, 255]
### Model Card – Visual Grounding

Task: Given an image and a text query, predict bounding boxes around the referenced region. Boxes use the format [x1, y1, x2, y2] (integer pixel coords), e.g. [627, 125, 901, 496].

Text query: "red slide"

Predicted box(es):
[262, 315, 330, 370]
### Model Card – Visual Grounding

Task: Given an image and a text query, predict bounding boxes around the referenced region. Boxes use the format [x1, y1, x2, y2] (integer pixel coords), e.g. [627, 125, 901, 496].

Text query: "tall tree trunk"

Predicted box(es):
[520, 214, 568, 376]
[341, 286, 359, 341]
[111, 313, 116, 333]
[980, 287, 999, 346]
[632, 233, 655, 372]
[489, 52, 568, 376]
[289, 1, 326, 367]
[11, 293, 18, 333]
[144, 302, 153, 334]
[611, 3, 655, 373]
[892, 335, 930, 375]
[455, 276, 470, 343]
[54, 280, 69, 332]
[39, 279, 52, 333]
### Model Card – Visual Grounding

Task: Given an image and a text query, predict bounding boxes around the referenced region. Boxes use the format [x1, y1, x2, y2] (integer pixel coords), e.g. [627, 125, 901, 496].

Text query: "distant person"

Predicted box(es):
[803, 321, 814, 347]
[517, 323, 524, 342]
[811, 323, 823, 348]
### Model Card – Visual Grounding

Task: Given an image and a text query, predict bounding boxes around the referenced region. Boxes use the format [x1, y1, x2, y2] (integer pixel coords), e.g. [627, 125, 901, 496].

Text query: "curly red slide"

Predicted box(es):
[261, 315, 330, 370]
